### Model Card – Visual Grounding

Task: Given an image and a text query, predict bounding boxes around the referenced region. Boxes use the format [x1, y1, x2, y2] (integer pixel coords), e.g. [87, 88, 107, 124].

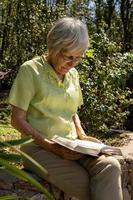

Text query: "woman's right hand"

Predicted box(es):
[48, 141, 83, 160]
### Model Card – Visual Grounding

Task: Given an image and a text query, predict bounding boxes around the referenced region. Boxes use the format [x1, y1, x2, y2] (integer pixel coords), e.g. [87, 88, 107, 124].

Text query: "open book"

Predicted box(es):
[52, 135, 122, 157]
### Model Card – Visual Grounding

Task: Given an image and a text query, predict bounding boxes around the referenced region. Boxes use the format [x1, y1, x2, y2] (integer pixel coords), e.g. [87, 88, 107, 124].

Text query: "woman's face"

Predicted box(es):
[49, 50, 84, 76]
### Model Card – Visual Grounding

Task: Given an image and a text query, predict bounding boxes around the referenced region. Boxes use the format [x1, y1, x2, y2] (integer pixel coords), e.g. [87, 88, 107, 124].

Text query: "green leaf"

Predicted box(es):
[0, 196, 18, 200]
[0, 195, 31, 200]
[86, 49, 94, 59]
[0, 158, 54, 200]
[0, 137, 34, 148]
[0, 196, 17, 200]
[17, 148, 48, 176]
[1, 140, 48, 176]
[0, 153, 22, 163]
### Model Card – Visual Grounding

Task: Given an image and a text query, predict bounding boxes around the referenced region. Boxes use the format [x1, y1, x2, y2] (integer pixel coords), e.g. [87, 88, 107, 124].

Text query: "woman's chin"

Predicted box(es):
[62, 70, 68, 74]
[61, 67, 71, 74]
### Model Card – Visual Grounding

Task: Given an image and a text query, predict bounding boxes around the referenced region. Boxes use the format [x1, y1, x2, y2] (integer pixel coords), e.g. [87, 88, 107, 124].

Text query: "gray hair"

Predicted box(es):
[47, 17, 89, 55]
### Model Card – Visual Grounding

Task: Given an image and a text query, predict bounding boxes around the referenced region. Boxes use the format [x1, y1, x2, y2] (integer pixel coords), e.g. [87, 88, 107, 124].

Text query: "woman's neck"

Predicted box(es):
[46, 55, 64, 81]
[57, 73, 64, 81]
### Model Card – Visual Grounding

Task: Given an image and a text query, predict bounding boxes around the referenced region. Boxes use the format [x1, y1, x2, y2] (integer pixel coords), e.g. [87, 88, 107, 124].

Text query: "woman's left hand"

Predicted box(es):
[80, 135, 102, 144]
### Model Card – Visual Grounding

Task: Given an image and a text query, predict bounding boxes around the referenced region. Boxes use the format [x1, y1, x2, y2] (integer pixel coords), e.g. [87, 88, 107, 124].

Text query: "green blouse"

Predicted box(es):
[9, 56, 83, 140]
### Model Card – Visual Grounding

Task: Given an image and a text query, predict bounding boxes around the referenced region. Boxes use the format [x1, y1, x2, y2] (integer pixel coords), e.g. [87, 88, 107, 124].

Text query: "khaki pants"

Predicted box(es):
[21, 145, 123, 200]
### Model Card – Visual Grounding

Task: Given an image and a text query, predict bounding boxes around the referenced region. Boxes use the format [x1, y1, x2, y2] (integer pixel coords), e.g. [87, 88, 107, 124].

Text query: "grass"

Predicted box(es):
[0, 97, 20, 139]
[0, 98, 21, 160]
[0, 124, 21, 143]
[0, 125, 20, 136]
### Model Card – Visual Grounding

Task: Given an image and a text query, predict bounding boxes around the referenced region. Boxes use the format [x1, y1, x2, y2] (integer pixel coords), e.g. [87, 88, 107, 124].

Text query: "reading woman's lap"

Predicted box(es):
[21, 145, 90, 200]
[21, 146, 123, 200]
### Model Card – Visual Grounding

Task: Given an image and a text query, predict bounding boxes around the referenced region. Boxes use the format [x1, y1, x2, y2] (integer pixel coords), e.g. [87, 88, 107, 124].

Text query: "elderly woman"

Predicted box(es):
[9, 17, 123, 200]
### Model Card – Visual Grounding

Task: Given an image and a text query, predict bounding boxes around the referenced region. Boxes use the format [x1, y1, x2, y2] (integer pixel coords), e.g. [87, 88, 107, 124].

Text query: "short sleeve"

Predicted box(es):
[8, 64, 35, 111]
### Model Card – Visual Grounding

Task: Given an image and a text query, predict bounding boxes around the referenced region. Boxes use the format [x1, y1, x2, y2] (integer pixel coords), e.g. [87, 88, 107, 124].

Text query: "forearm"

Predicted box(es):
[10, 106, 84, 160]
[72, 113, 101, 143]
[12, 117, 83, 159]
[72, 113, 87, 139]
[11, 117, 52, 151]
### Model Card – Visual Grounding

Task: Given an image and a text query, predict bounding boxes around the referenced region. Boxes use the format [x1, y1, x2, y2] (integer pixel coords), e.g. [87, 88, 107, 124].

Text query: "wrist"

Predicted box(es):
[44, 139, 55, 152]
[76, 127, 86, 139]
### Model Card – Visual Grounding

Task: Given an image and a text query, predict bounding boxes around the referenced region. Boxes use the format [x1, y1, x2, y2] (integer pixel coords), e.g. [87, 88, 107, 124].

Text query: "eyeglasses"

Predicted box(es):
[60, 51, 85, 63]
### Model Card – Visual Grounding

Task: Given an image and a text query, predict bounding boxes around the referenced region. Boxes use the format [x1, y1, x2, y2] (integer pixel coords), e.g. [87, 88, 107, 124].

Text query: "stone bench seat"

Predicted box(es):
[0, 132, 133, 200]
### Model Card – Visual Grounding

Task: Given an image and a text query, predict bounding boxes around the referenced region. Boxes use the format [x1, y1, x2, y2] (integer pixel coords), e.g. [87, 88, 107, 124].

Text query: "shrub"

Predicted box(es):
[78, 33, 133, 134]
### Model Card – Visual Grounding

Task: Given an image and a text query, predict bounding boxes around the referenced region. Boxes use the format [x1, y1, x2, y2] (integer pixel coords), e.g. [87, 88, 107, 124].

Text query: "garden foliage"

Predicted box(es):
[78, 32, 133, 133]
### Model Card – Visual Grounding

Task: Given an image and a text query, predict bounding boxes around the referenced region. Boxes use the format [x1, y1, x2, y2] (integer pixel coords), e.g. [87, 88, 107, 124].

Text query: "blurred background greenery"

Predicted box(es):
[0, 0, 133, 136]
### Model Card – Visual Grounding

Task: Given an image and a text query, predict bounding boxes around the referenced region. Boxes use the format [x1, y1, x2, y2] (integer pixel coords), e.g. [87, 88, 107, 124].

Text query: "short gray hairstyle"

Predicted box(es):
[47, 17, 89, 55]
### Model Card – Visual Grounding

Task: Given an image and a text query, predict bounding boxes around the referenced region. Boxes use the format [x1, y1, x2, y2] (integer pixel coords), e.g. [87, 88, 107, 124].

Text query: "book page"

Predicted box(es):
[75, 139, 105, 150]
[101, 146, 122, 156]
[52, 135, 122, 157]
[52, 135, 106, 156]
[52, 136, 78, 150]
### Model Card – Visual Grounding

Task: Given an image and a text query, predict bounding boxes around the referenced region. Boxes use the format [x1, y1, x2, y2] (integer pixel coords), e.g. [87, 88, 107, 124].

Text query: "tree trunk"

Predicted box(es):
[120, 0, 133, 51]
[0, 3, 12, 61]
